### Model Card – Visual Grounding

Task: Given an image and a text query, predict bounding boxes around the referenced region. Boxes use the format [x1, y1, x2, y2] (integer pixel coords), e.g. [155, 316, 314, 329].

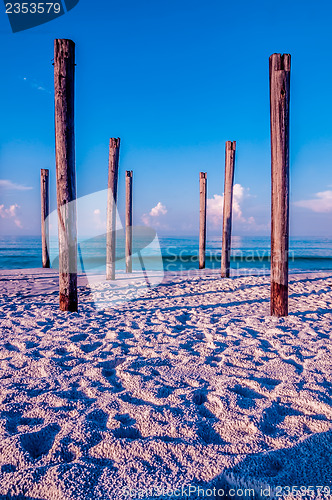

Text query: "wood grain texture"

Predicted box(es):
[40, 169, 50, 269]
[199, 172, 207, 269]
[125, 171, 133, 273]
[269, 53, 291, 317]
[106, 138, 120, 280]
[221, 141, 236, 278]
[54, 39, 77, 312]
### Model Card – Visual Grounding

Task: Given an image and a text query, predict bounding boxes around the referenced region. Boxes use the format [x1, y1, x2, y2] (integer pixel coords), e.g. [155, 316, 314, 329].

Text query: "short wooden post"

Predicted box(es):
[54, 39, 77, 312]
[106, 138, 120, 280]
[40, 169, 50, 268]
[270, 53, 291, 317]
[221, 141, 236, 278]
[125, 171, 133, 273]
[199, 172, 207, 269]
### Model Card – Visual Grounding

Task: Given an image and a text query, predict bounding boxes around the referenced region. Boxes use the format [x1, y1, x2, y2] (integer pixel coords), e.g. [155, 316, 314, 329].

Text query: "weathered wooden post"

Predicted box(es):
[125, 171, 133, 273]
[199, 172, 207, 269]
[40, 169, 50, 268]
[221, 141, 236, 278]
[106, 138, 120, 280]
[54, 39, 77, 312]
[270, 53, 291, 317]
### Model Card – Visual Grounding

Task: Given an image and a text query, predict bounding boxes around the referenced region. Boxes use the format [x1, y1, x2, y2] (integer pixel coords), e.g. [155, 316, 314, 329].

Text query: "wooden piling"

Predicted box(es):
[106, 138, 120, 280]
[40, 169, 50, 268]
[54, 39, 77, 312]
[269, 53, 291, 317]
[125, 171, 133, 273]
[199, 172, 207, 269]
[221, 141, 236, 278]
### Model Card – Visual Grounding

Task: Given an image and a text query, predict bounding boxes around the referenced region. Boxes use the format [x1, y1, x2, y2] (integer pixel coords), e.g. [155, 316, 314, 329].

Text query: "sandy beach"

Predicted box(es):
[1, 269, 332, 499]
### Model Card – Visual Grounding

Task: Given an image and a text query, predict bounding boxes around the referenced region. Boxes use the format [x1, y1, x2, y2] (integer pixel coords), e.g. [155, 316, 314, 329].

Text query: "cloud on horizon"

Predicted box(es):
[294, 190, 332, 213]
[0, 179, 33, 191]
[142, 202, 168, 227]
[149, 202, 167, 217]
[0, 204, 23, 228]
[207, 183, 256, 229]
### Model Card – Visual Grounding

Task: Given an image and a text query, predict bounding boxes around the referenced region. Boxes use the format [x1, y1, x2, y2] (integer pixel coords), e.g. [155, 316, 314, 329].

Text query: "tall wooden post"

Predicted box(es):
[40, 169, 50, 268]
[221, 141, 236, 278]
[199, 172, 207, 269]
[54, 39, 77, 312]
[106, 138, 120, 280]
[125, 171, 133, 273]
[270, 53, 291, 317]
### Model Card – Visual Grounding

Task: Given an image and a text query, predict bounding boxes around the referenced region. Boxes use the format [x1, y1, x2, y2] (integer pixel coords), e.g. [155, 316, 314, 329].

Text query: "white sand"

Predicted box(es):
[1, 269, 332, 499]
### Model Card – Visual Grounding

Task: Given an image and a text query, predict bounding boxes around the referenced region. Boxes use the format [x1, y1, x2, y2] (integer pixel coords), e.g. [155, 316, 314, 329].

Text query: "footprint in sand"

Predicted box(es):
[3, 342, 20, 352]
[253, 377, 282, 390]
[192, 391, 207, 405]
[54, 347, 67, 355]
[196, 421, 225, 445]
[80, 342, 103, 353]
[259, 402, 303, 437]
[114, 413, 136, 426]
[99, 360, 124, 392]
[25, 340, 40, 350]
[69, 333, 89, 342]
[156, 385, 174, 398]
[113, 425, 141, 440]
[280, 356, 304, 374]
[20, 423, 61, 459]
[230, 384, 266, 409]
[231, 384, 265, 400]
[18, 417, 44, 428]
[86, 409, 109, 425]
[55, 437, 76, 463]
[0, 411, 43, 434]
[1, 464, 16, 473]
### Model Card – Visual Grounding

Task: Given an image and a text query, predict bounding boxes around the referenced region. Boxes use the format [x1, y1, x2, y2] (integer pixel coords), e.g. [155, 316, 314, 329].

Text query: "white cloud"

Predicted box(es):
[0, 204, 23, 228]
[92, 207, 106, 231]
[207, 183, 253, 227]
[142, 202, 168, 227]
[149, 202, 167, 217]
[207, 194, 224, 227]
[0, 179, 33, 191]
[141, 213, 150, 226]
[232, 184, 247, 222]
[294, 190, 332, 213]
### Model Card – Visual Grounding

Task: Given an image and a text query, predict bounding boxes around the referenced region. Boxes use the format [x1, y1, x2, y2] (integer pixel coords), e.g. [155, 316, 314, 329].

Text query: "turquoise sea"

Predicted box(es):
[0, 236, 332, 274]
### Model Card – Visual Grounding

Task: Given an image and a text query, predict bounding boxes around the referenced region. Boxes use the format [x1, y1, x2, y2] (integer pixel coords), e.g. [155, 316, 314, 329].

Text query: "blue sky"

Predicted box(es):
[0, 0, 332, 237]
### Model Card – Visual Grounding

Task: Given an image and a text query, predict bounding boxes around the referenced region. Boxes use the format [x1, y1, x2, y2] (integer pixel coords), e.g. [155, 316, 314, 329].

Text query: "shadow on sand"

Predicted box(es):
[197, 429, 332, 499]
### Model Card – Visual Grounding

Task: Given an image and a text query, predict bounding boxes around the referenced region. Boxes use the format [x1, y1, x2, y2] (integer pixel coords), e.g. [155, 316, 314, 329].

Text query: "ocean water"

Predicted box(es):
[0, 235, 332, 274]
